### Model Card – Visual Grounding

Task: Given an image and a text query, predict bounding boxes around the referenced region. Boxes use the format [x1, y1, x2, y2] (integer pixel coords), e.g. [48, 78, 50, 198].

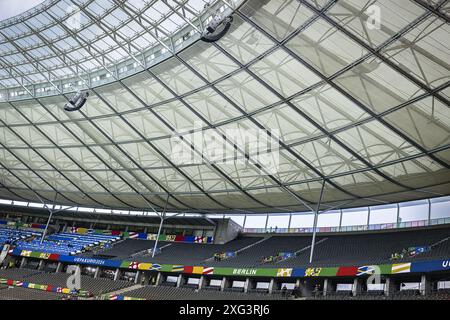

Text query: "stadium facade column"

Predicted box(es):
[93, 266, 100, 278]
[384, 277, 397, 296]
[427, 198, 432, 224]
[420, 274, 432, 296]
[113, 268, 122, 281]
[244, 278, 250, 293]
[19, 257, 27, 268]
[309, 180, 326, 263]
[37, 260, 44, 271]
[56, 262, 63, 273]
[134, 271, 141, 284]
[176, 274, 185, 288]
[198, 275, 206, 290]
[220, 277, 229, 291]
[155, 272, 163, 286]
[268, 278, 275, 294]
[352, 278, 362, 296]
[323, 278, 332, 296]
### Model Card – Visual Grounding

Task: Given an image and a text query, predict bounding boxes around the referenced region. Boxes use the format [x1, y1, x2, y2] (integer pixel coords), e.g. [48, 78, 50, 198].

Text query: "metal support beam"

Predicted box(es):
[309, 180, 326, 264]
[151, 194, 170, 258]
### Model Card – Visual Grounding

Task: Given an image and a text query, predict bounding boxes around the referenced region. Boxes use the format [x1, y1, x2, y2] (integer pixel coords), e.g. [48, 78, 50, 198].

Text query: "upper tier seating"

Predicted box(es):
[14, 232, 120, 255]
[0, 227, 41, 246]
[130, 237, 263, 266]
[83, 226, 450, 268]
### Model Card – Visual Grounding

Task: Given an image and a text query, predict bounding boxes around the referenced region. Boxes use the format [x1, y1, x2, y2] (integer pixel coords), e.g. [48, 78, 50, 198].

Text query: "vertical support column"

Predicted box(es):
[427, 198, 432, 225]
[352, 278, 362, 296]
[323, 278, 329, 296]
[134, 271, 141, 284]
[155, 272, 163, 286]
[367, 207, 371, 228]
[93, 267, 100, 279]
[268, 278, 275, 294]
[243, 215, 247, 229]
[420, 274, 431, 296]
[37, 260, 44, 271]
[244, 278, 250, 293]
[309, 180, 326, 263]
[288, 213, 292, 231]
[338, 209, 343, 231]
[20, 257, 27, 268]
[264, 214, 269, 232]
[113, 268, 121, 281]
[396, 203, 400, 226]
[176, 274, 184, 288]
[220, 277, 228, 291]
[56, 262, 63, 273]
[384, 277, 396, 297]
[198, 276, 206, 290]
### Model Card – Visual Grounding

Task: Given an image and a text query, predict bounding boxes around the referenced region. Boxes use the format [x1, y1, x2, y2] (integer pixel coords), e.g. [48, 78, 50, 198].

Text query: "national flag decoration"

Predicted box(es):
[193, 266, 204, 274]
[150, 264, 161, 271]
[0, 279, 7, 284]
[109, 295, 118, 300]
[194, 236, 206, 243]
[128, 233, 139, 239]
[171, 265, 184, 272]
[39, 253, 51, 259]
[16, 281, 23, 287]
[305, 268, 322, 277]
[136, 263, 152, 271]
[392, 263, 411, 274]
[202, 267, 214, 275]
[56, 287, 63, 293]
[184, 266, 194, 274]
[147, 234, 157, 240]
[21, 250, 32, 257]
[357, 266, 376, 276]
[165, 235, 176, 242]
[276, 268, 293, 277]
[336, 266, 358, 277]
[129, 261, 140, 269]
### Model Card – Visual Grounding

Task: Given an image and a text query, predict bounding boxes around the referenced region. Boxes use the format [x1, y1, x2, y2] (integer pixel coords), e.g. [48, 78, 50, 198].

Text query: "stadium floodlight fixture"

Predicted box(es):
[64, 90, 89, 112]
[200, 6, 233, 43]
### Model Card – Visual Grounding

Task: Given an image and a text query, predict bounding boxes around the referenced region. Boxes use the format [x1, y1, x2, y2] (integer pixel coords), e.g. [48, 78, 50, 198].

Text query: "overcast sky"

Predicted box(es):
[0, 0, 44, 21]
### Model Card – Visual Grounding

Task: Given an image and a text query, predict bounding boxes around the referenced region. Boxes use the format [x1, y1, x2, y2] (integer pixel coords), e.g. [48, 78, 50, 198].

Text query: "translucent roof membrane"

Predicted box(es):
[0, 0, 448, 214]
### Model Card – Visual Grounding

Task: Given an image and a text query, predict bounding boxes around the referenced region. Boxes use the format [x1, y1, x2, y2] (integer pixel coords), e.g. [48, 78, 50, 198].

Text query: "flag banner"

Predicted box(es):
[276, 268, 293, 277]
[411, 259, 450, 273]
[336, 266, 358, 277]
[171, 265, 184, 272]
[357, 266, 376, 276]
[184, 266, 194, 274]
[203, 267, 214, 275]
[305, 268, 322, 277]
[392, 263, 411, 274]
[193, 266, 204, 274]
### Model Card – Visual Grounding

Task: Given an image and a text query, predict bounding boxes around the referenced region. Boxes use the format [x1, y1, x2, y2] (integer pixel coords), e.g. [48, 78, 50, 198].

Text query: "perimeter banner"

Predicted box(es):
[10, 249, 450, 279]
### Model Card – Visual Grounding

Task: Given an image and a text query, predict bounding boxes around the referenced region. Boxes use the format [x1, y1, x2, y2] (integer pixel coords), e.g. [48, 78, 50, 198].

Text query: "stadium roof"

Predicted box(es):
[0, 0, 448, 214]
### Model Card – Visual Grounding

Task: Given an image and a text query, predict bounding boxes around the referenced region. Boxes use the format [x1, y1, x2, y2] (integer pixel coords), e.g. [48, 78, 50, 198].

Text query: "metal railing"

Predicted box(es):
[243, 217, 450, 234]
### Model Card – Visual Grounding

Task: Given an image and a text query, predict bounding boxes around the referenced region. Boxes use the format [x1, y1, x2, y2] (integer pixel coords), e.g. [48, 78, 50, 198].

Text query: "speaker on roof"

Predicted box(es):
[200, 12, 233, 43]
[64, 90, 89, 112]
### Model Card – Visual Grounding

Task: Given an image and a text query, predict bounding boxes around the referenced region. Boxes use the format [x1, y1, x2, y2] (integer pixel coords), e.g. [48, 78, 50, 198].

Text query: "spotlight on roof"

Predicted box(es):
[64, 90, 89, 112]
[200, 10, 233, 43]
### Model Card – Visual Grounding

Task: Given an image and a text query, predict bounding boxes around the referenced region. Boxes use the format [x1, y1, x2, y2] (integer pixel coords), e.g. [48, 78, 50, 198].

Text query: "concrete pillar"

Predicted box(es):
[323, 278, 335, 296]
[198, 276, 206, 290]
[113, 268, 121, 281]
[134, 271, 141, 284]
[93, 267, 100, 279]
[89, 223, 94, 229]
[420, 274, 431, 296]
[352, 278, 362, 296]
[384, 277, 396, 296]
[176, 274, 184, 288]
[37, 260, 44, 271]
[155, 272, 163, 286]
[55, 262, 63, 273]
[220, 277, 228, 291]
[125, 226, 129, 232]
[19, 257, 27, 268]
[268, 278, 275, 294]
[244, 278, 250, 293]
